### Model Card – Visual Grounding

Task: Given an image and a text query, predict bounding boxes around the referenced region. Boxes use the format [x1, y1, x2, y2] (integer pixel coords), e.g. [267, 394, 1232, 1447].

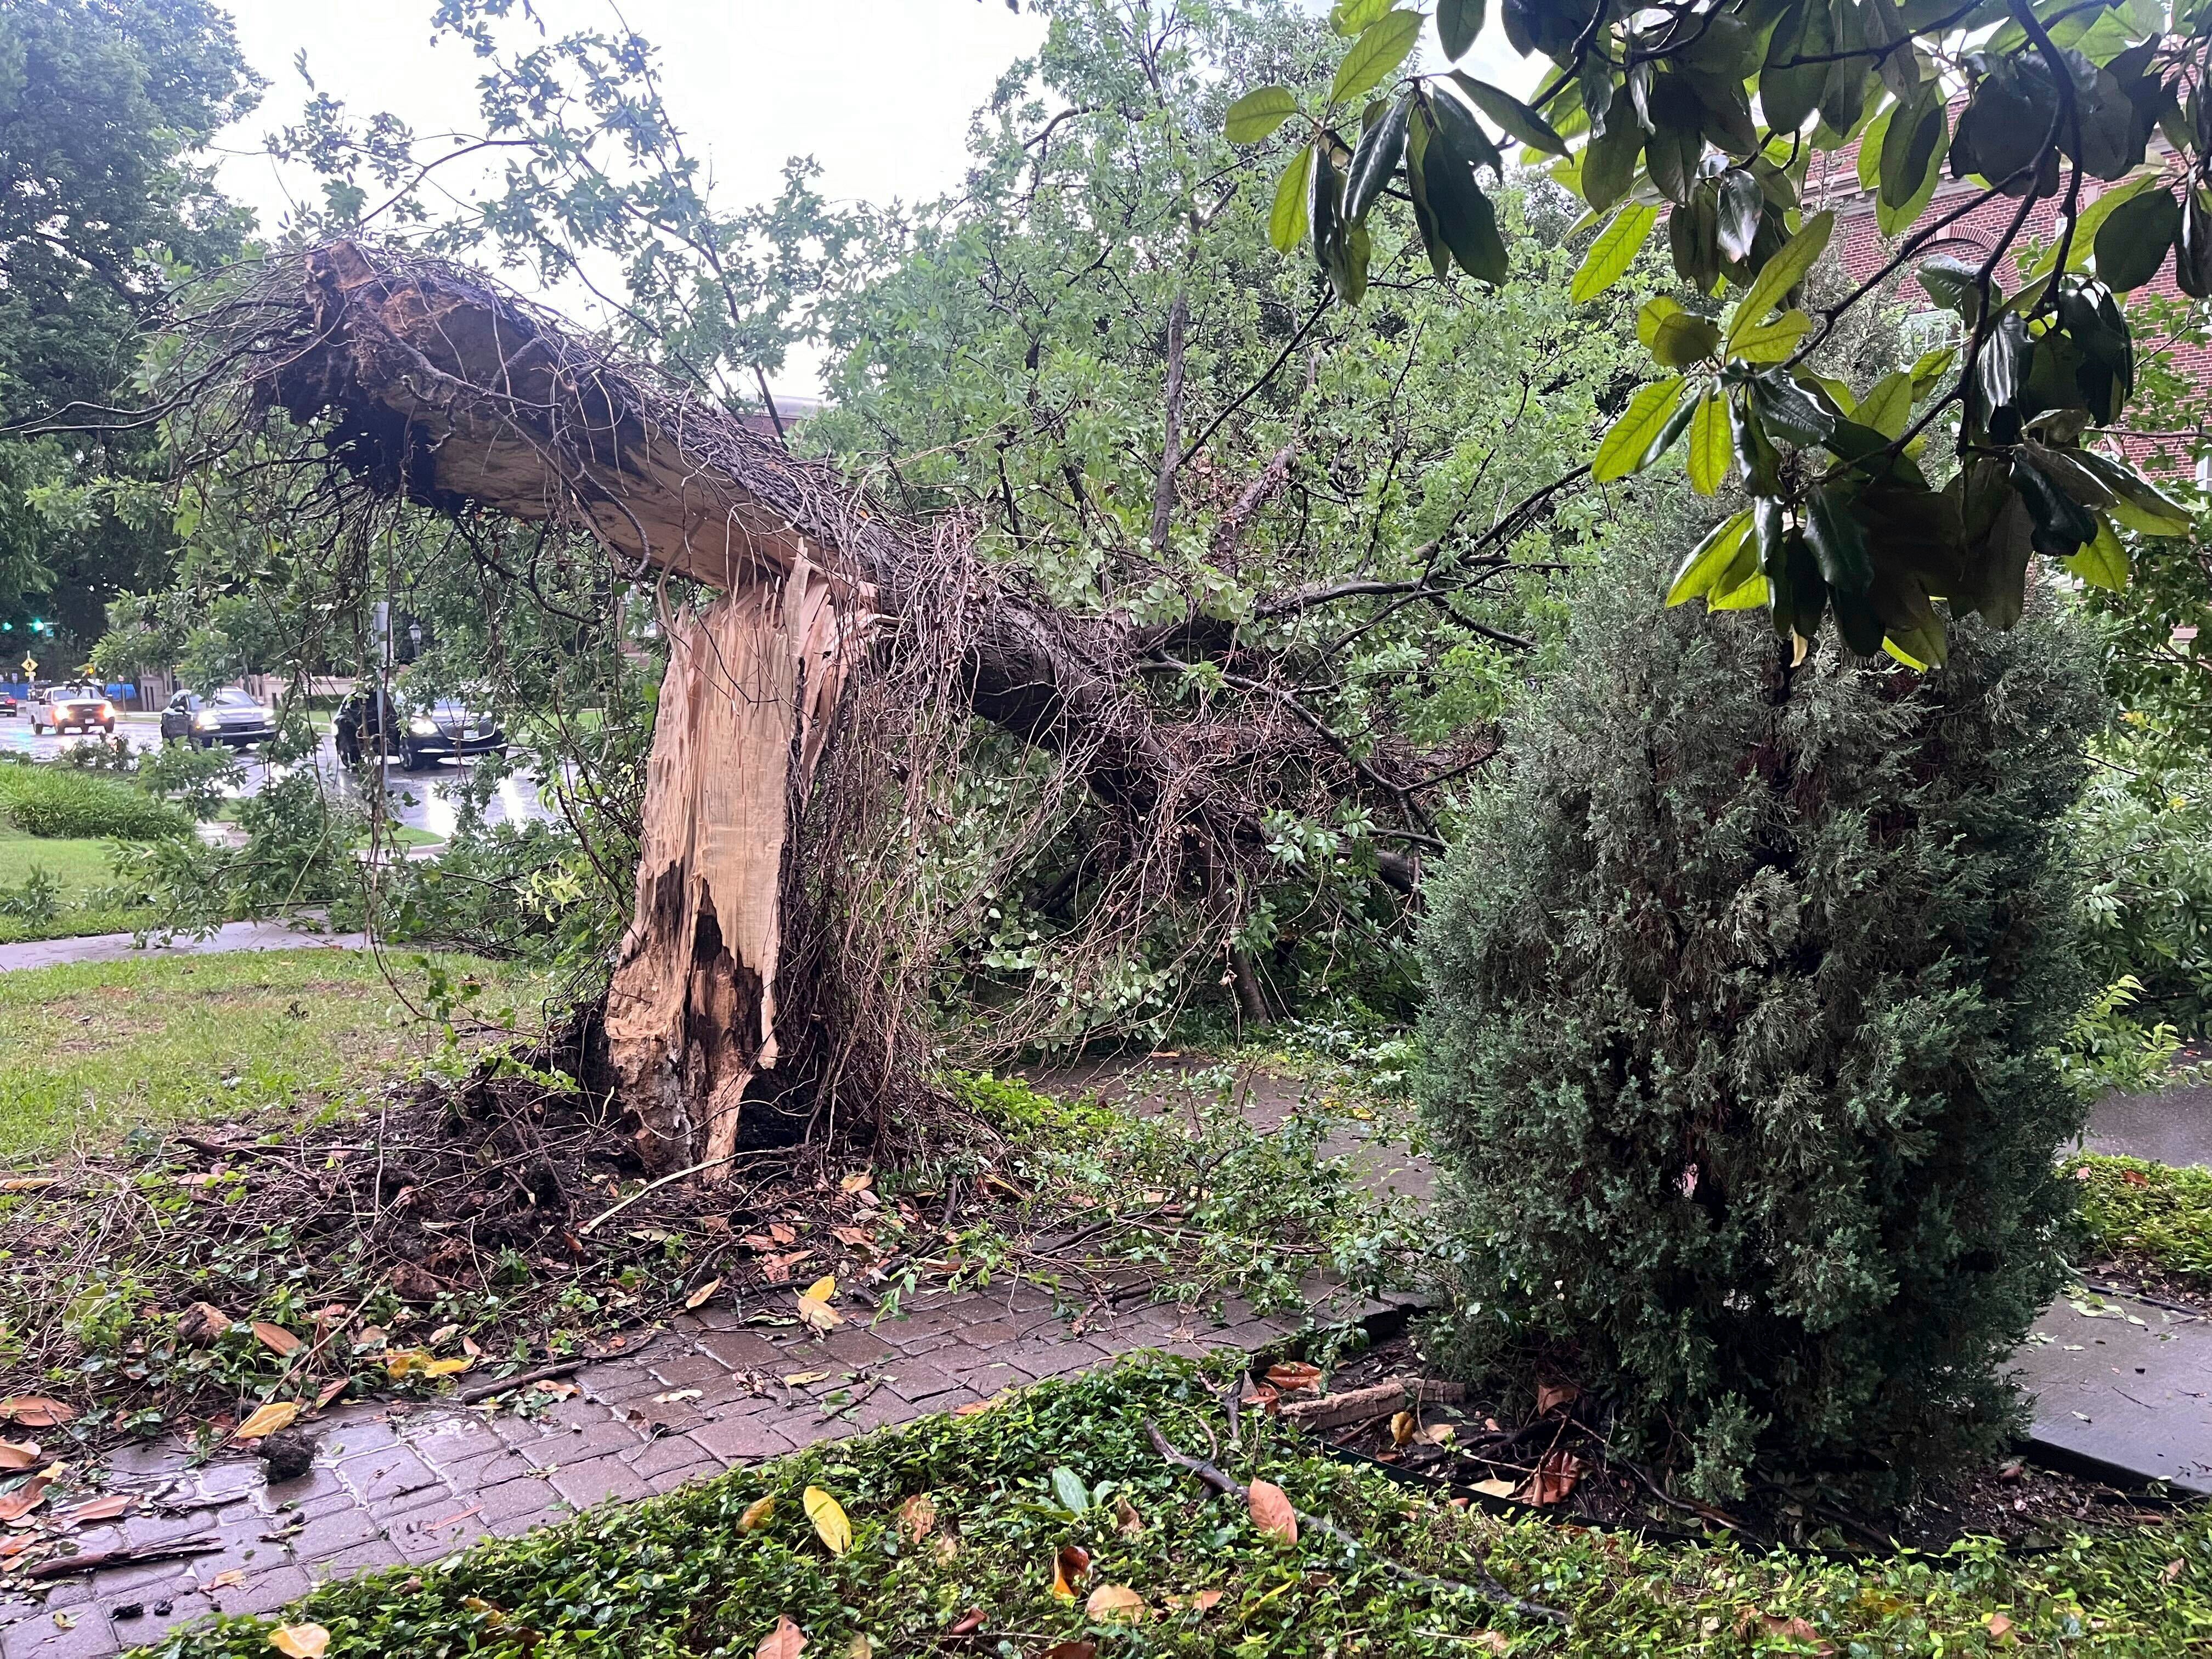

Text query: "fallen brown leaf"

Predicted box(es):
[1465, 1633, 1510, 1655]
[739, 1495, 777, 1532]
[2165, 1559, 2188, 1583]
[795, 1294, 844, 1333]
[1050, 1543, 1091, 1601]
[898, 1493, 936, 1542]
[830, 1226, 874, 1248]
[0, 1178, 54, 1193]
[1113, 1495, 1144, 1536]
[177, 1302, 231, 1345]
[312, 1380, 349, 1411]
[208, 1569, 247, 1590]
[61, 1493, 133, 1524]
[1512, 1449, 1581, 1507]
[685, 1277, 724, 1311]
[1985, 1612, 2015, 1643]
[0, 1476, 51, 1521]
[1265, 1361, 1322, 1392]
[754, 1615, 807, 1659]
[1390, 1410, 1417, 1448]
[1248, 1479, 1299, 1544]
[1085, 1584, 1147, 1623]
[1040, 1643, 1098, 1659]
[839, 1171, 873, 1194]
[253, 1322, 304, 1358]
[1167, 1589, 1225, 1613]
[0, 1440, 38, 1471]
[947, 1609, 985, 1636]
[1535, 1381, 1581, 1417]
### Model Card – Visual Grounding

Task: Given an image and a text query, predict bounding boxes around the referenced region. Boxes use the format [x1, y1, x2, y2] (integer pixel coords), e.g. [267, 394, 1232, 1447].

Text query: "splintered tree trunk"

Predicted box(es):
[604, 559, 864, 1173]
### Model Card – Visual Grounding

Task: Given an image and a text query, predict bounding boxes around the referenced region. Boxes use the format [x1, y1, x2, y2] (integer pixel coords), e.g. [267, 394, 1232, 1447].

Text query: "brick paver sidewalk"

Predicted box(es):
[1, 1271, 1356, 1657]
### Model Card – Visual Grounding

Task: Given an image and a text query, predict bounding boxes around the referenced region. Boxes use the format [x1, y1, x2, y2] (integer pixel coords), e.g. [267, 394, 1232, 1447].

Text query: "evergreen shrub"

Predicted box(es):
[1418, 539, 2103, 1499]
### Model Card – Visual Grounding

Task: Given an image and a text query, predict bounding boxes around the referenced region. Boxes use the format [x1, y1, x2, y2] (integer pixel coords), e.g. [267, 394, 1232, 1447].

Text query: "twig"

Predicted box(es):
[1144, 1418, 1567, 1626]
[578, 1150, 767, 1235]
[454, 1333, 659, 1404]
[26, 1536, 225, 1579]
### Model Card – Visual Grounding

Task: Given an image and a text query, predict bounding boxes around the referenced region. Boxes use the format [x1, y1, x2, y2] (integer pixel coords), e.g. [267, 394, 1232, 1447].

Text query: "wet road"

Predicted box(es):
[0, 712, 558, 843]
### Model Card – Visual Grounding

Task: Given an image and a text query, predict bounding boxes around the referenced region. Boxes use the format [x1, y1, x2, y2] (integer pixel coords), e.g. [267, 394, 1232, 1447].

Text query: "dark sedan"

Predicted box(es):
[160, 687, 276, 748]
[336, 691, 506, 771]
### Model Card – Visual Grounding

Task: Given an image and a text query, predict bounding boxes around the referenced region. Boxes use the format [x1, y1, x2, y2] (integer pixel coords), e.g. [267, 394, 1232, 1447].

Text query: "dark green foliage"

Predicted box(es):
[0, 763, 189, 841]
[2068, 1153, 2212, 1289]
[1418, 532, 2104, 1500]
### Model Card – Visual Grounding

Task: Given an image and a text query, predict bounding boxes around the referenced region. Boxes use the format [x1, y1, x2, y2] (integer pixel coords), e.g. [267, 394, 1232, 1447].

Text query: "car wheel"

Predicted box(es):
[396, 736, 421, 772]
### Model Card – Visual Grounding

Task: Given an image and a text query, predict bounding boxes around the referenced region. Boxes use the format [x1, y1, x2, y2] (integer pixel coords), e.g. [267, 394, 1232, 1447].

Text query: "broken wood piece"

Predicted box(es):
[24, 1535, 225, 1579]
[1278, 1376, 1465, 1433]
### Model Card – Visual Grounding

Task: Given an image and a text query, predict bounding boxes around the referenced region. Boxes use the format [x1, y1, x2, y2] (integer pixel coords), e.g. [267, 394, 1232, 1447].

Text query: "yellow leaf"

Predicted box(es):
[1248, 1479, 1299, 1544]
[1728, 307, 1812, 364]
[805, 1274, 837, 1303]
[1592, 377, 1686, 483]
[686, 1277, 724, 1311]
[1050, 1543, 1090, 1600]
[739, 1494, 777, 1532]
[236, 1401, 301, 1441]
[422, 1356, 473, 1377]
[1389, 1410, 1416, 1447]
[1572, 203, 1660, 303]
[1686, 393, 1730, 495]
[782, 1371, 831, 1387]
[803, 1485, 852, 1556]
[267, 1625, 330, 1659]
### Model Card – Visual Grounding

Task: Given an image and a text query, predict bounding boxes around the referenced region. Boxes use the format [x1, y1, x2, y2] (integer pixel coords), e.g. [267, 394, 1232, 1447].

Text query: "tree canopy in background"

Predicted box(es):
[0, 0, 258, 646]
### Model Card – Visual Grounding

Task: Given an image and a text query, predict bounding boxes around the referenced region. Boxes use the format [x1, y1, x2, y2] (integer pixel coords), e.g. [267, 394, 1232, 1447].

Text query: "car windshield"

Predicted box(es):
[213, 689, 258, 708]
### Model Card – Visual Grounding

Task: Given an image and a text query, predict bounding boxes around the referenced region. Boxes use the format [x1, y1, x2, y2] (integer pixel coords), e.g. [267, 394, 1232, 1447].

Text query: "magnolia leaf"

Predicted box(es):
[2095, 186, 2180, 290]
[805, 1274, 837, 1302]
[0, 1397, 72, 1428]
[739, 1494, 777, 1532]
[754, 1616, 808, 1659]
[1050, 1465, 1092, 1513]
[796, 1294, 843, 1333]
[267, 1626, 330, 1659]
[1571, 204, 1659, 302]
[1345, 91, 1413, 222]
[1710, 568, 1771, 610]
[1265, 1361, 1322, 1391]
[2052, 172, 2168, 275]
[898, 1492, 936, 1541]
[1248, 1479, 1300, 1543]
[236, 1401, 301, 1441]
[1687, 394, 1732, 494]
[1269, 147, 1314, 253]
[1729, 306, 1812, 363]
[1593, 378, 1688, 482]
[803, 1485, 852, 1556]
[1438, 0, 1486, 60]
[1050, 1543, 1091, 1601]
[1449, 71, 1567, 154]
[1085, 1585, 1148, 1623]
[1666, 509, 1754, 605]
[1805, 485, 1875, 595]
[1647, 311, 1722, 367]
[0, 1439, 38, 1472]
[1114, 1495, 1146, 1536]
[685, 1277, 724, 1311]
[1726, 210, 1835, 350]
[1225, 86, 1300, 144]
[1331, 10, 1423, 105]
[253, 1322, 304, 1357]
[1855, 370, 1913, 438]
[2064, 514, 2131, 590]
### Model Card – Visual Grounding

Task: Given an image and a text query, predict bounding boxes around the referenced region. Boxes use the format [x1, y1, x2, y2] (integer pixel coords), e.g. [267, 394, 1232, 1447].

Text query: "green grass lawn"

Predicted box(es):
[0, 826, 148, 944]
[137, 1357, 2212, 1659]
[0, 948, 556, 1158]
[2070, 1153, 2212, 1287]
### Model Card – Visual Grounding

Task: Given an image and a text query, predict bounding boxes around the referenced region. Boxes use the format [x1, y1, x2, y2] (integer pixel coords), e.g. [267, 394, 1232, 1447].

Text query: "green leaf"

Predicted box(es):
[2071, 448, 2194, 535]
[1438, 0, 1486, 61]
[1666, 508, 1754, 603]
[2062, 512, 2130, 589]
[1345, 91, 1412, 222]
[1636, 296, 1684, 351]
[1876, 93, 1946, 236]
[1748, 369, 1836, 445]
[1051, 1467, 1092, 1513]
[1805, 484, 1875, 594]
[1760, 0, 1831, 134]
[1725, 210, 1835, 350]
[1916, 254, 1984, 323]
[1687, 393, 1731, 494]
[1717, 170, 1764, 262]
[2038, 171, 2163, 275]
[1855, 369, 1913, 438]
[1728, 306, 1812, 363]
[1647, 308, 1723, 366]
[1331, 0, 1396, 33]
[1855, 105, 1894, 192]
[1578, 95, 1644, 211]
[1269, 146, 1314, 253]
[1227, 86, 1301, 144]
[1448, 72, 1568, 155]
[1331, 10, 1422, 106]
[1711, 567, 1771, 609]
[1571, 204, 1660, 302]
[1594, 377, 1688, 482]
[2094, 185, 2180, 291]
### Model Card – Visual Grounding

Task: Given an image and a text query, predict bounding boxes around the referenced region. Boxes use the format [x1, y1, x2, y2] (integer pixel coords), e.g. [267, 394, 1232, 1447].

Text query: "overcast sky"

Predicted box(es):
[207, 2, 1530, 394]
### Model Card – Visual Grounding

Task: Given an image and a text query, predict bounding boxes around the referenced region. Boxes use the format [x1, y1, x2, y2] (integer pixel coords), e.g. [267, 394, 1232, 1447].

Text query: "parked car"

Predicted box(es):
[335, 689, 507, 771]
[0, 690, 16, 718]
[27, 683, 115, 735]
[159, 687, 275, 749]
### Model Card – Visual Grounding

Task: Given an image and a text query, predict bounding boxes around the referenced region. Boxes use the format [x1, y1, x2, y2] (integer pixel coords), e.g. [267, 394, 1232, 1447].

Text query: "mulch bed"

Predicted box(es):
[2076, 1251, 2212, 1318]
[1261, 1333, 2188, 1554]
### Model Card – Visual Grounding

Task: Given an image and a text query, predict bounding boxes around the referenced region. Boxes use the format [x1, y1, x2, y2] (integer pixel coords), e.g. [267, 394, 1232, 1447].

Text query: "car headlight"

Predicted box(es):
[409, 716, 439, 736]
[193, 712, 218, 730]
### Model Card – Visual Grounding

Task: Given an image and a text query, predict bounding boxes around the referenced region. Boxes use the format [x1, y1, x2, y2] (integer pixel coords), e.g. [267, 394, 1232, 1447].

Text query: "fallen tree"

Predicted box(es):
[176, 241, 1477, 1167]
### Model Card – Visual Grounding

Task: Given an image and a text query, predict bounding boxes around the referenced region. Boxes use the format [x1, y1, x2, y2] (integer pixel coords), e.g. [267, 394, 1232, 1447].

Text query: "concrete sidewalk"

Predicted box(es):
[0, 919, 365, 974]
